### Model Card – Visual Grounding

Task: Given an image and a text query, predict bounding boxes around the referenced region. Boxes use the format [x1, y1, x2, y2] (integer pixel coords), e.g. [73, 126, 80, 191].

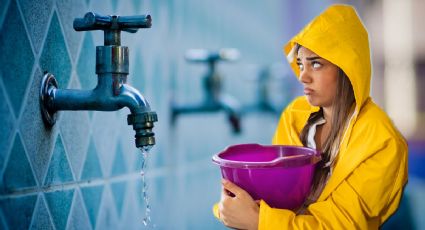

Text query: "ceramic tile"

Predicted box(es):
[81, 185, 104, 229]
[151, 58, 164, 108]
[19, 68, 57, 185]
[39, 12, 72, 88]
[95, 185, 119, 229]
[1, 134, 37, 193]
[30, 195, 54, 230]
[166, 0, 175, 35]
[55, 0, 86, 62]
[130, 50, 146, 93]
[119, 185, 140, 230]
[111, 181, 127, 218]
[151, 140, 165, 168]
[0, 0, 35, 115]
[0, 84, 14, 173]
[18, 0, 53, 54]
[76, 32, 96, 90]
[0, 194, 37, 229]
[58, 76, 91, 180]
[131, 0, 142, 13]
[66, 189, 91, 230]
[111, 141, 127, 176]
[43, 134, 74, 186]
[92, 111, 119, 177]
[0, 209, 6, 230]
[117, 121, 138, 172]
[185, 168, 223, 229]
[80, 137, 103, 180]
[149, 175, 169, 229]
[0, 0, 9, 28]
[44, 189, 75, 230]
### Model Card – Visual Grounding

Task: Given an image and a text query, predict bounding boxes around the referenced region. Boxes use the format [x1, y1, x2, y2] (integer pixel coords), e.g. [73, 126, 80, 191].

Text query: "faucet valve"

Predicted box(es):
[127, 111, 158, 149]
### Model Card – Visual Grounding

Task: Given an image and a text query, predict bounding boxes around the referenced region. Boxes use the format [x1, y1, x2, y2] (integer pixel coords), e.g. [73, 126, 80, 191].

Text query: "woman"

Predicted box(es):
[214, 4, 408, 229]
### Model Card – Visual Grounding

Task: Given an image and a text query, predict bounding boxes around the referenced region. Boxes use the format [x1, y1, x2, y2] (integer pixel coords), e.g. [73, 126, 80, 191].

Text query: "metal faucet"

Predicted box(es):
[170, 49, 242, 133]
[40, 12, 158, 149]
[241, 66, 280, 116]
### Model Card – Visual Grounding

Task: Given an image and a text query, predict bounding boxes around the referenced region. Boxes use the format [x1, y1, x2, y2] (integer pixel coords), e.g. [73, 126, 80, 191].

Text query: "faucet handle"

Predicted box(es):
[185, 49, 240, 63]
[73, 12, 152, 33]
[74, 12, 152, 46]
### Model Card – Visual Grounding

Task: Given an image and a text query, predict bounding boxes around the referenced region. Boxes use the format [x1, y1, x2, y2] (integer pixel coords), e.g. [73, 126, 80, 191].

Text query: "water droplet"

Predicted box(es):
[140, 145, 152, 155]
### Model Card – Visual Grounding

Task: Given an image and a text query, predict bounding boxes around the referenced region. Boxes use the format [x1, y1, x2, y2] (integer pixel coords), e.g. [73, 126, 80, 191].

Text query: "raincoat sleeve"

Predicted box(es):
[259, 125, 408, 229]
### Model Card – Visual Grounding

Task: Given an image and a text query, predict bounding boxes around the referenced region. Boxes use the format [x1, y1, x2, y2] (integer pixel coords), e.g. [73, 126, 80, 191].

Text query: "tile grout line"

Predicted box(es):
[0, 166, 171, 199]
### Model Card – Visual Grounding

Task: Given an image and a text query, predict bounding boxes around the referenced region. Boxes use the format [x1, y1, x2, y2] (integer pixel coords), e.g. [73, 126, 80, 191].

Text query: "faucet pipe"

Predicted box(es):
[41, 73, 151, 113]
[171, 94, 241, 133]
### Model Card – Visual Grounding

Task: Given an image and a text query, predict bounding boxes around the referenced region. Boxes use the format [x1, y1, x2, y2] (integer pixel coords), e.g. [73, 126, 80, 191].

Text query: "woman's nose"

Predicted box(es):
[299, 69, 312, 84]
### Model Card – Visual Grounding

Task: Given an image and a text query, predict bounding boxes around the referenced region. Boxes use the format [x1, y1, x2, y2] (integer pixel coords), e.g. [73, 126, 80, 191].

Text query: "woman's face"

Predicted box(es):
[297, 46, 339, 108]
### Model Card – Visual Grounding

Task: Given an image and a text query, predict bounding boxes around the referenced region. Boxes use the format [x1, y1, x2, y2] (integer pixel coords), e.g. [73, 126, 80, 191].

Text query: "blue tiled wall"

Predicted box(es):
[0, 0, 322, 229]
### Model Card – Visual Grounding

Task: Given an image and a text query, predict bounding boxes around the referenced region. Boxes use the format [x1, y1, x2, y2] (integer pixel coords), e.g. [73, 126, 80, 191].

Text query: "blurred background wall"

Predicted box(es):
[0, 0, 423, 229]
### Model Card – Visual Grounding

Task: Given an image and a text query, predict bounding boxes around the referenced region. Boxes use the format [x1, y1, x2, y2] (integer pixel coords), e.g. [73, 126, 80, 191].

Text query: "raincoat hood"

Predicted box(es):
[284, 4, 371, 112]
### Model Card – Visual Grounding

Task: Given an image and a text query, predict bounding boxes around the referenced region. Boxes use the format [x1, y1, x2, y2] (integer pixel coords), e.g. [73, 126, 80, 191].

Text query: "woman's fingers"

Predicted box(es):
[221, 184, 235, 198]
[221, 179, 245, 197]
[218, 179, 260, 229]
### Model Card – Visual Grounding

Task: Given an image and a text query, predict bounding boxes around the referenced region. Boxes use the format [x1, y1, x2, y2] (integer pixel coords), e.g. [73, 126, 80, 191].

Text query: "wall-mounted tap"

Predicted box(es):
[170, 49, 242, 133]
[241, 63, 304, 116]
[241, 66, 280, 116]
[40, 12, 158, 150]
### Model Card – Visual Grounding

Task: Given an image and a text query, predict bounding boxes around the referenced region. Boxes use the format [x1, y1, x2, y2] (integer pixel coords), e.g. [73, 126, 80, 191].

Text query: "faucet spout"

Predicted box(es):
[122, 84, 158, 149]
[118, 84, 151, 113]
[219, 95, 241, 133]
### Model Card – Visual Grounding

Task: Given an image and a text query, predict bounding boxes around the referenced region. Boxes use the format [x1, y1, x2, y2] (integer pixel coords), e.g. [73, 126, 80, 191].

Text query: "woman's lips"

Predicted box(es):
[304, 88, 314, 95]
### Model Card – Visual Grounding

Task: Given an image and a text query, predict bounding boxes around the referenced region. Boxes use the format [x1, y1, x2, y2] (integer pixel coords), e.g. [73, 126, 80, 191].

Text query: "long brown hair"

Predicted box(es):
[297, 45, 356, 210]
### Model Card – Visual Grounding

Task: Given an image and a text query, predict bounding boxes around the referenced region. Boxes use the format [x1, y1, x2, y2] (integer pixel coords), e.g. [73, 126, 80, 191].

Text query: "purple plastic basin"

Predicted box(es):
[212, 144, 321, 210]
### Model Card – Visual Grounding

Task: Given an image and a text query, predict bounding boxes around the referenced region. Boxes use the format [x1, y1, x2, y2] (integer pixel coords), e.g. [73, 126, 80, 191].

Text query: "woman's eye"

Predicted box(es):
[297, 63, 304, 70]
[312, 62, 322, 69]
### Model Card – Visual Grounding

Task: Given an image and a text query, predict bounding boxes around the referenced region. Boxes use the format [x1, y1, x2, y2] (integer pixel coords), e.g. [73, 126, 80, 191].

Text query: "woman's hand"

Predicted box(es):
[218, 179, 259, 230]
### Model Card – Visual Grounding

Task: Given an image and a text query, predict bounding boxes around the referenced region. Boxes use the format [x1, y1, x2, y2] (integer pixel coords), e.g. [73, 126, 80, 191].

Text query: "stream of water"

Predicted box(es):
[139, 146, 155, 228]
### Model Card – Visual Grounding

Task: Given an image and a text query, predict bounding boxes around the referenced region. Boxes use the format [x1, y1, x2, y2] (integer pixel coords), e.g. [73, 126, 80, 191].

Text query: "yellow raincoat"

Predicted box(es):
[214, 4, 408, 230]
[261, 4, 408, 229]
